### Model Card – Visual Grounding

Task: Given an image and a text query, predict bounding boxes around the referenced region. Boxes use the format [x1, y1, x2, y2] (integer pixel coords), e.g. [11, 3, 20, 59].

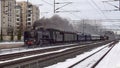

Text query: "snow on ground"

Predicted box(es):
[0, 42, 24, 45]
[0, 42, 110, 64]
[0, 41, 102, 55]
[45, 43, 112, 68]
[0, 43, 79, 55]
[0, 42, 24, 49]
[96, 41, 120, 68]
[73, 47, 109, 68]
[0, 44, 89, 64]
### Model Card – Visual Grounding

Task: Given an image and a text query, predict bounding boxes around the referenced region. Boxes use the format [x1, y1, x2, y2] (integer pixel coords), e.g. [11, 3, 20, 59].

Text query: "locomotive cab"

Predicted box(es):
[24, 30, 36, 46]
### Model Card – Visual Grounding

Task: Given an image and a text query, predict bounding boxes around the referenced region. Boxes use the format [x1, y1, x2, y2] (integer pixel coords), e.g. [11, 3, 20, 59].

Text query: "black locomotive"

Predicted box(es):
[24, 28, 108, 47]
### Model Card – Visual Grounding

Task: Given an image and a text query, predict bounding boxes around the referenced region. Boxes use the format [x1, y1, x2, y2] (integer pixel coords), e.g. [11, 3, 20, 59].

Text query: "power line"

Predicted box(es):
[91, 0, 108, 19]
[40, 0, 83, 20]
[39, 0, 87, 19]
[102, 1, 120, 11]
[86, 0, 105, 19]
[62, 1, 89, 19]
[54, 1, 89, 19]
[55, 2, 72, 11]
[41, 0, 53, 6]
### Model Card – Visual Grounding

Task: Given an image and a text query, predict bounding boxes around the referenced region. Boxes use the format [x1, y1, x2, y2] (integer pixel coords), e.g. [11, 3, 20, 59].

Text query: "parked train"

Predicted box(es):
[24, 28, 108, 46]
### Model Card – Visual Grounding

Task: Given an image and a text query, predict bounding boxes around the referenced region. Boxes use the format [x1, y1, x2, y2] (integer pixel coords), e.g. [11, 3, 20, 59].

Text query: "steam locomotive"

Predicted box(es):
[24, 28, 108, 47]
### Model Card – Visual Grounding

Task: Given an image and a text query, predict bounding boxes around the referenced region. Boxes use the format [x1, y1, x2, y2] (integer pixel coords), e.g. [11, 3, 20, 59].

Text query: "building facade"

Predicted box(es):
[15, 4, 22, 35]
[32, 5, 39, 26]
[0, 0, 39, 40]
[0, 0, 16, 40]
[17, 1, 39, 31]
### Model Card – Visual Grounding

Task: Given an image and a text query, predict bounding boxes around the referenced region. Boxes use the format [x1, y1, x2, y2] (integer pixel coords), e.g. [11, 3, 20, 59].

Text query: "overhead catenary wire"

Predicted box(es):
[40, 0, 84, 20]
[41, 0, 53, 6]
[43, 0, 120, 32]
[102, 1, 115, 22]
[40, 0, 114, 21]
[102, 1, 120, 11]
[40, 0, 93, 19]
[101, 0, 120, 22]
[91, 0, 117, 22]
[61, 1, 89, 19]
[90, 0, 108, 19]
[86, 0, 105, 19]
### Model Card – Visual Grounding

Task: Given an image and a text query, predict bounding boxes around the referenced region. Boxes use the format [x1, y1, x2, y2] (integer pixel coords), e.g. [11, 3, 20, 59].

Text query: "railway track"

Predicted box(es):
[0, 41, 99, 61]
[0, 41, 92, 54]
[0, 40, 114, 68]
[68, 40, 118, 68]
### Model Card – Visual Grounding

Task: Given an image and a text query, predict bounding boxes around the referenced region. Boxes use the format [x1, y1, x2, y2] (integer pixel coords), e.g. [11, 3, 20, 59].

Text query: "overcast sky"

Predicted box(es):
[16, 0, 120, 30]
[16, 0, 120, 19]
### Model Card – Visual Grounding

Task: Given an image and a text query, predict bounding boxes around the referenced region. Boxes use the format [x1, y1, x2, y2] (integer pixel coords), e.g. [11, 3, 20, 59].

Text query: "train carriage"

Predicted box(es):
[24, 28, 109, 47]
[91, 34, 101, 41]
[46, 28, 64, 43]
[77, 34, 86, 41]
[64, 32, 77, 42]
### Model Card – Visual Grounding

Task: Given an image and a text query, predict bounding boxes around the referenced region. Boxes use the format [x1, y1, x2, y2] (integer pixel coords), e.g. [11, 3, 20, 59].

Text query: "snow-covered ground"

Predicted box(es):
[0, 44, 85, 64]
[45, 41, 120, 68]
[0, 42, 111, 65]
[45, 43, 112, 68]
[0, 41, 102, 55]
[0, 42, 24, 45]
[0, 42, 24, 49]
[73, 47, 110, 68]
[0, 41, 117, 68]
[0, 43, 79, 55]
[96, 41, 120, 68]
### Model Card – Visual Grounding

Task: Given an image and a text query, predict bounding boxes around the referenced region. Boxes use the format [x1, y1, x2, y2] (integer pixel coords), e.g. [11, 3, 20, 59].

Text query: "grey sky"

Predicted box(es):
[16, 0, 120, 31]
[16, 0, 120, 20]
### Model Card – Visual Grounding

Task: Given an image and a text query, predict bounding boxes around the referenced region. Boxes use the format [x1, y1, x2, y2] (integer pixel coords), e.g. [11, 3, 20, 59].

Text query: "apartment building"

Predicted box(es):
[15, 4, 22, 35]
[0, 0, 16, 40]
[17, 1, 39, 31]
[32, 5, 39, 25]
[0, 1, 39, 40]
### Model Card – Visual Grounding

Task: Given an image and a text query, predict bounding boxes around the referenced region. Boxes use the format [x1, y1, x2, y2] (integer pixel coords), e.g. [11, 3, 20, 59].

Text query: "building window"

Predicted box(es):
[16, 15, 19, 17]
[17, 27, 19, 30]
[28, 10, 32, 14]
[16, 10, 19, 13]
[28, 22, 31, 25]
[28, 5, 32, 8]
[16, 23, 19, 25]
[28, 18, 31, 21]
[3, 22, 5, 24]
[17, 18, 20, 21]
[28, 14, 31, 17]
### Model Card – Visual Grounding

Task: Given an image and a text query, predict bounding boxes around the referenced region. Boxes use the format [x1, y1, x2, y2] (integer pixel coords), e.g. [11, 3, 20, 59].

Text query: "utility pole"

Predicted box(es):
[119, 0, 120, 11]
[54, 0, 55, 13]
